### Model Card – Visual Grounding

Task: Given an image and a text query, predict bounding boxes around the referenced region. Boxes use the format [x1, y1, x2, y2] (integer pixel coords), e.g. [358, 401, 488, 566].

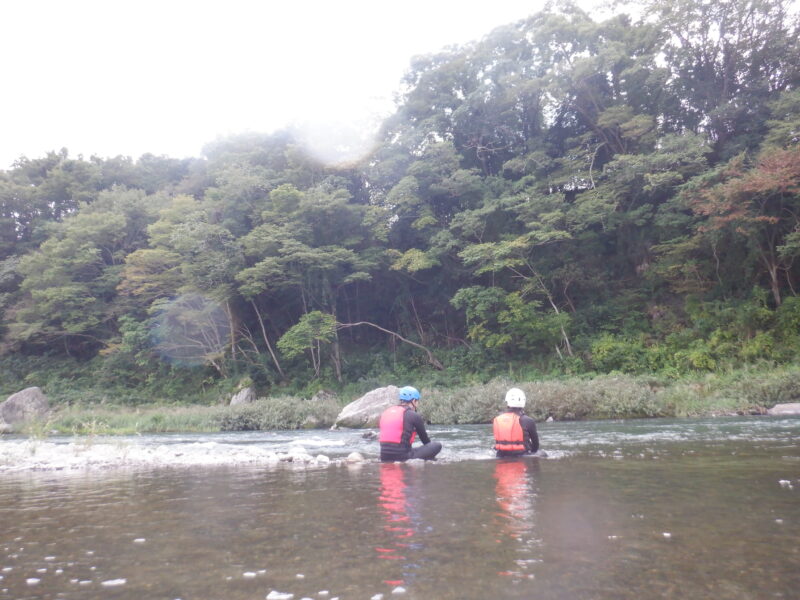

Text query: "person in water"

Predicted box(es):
[493, 387, 540, 457]
[379, 386, 442, 462]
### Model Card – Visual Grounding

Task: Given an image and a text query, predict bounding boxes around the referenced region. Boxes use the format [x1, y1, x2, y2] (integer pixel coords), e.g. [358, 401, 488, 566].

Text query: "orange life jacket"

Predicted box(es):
[379, 405, 416, 445]
[493, 412, 526, 452]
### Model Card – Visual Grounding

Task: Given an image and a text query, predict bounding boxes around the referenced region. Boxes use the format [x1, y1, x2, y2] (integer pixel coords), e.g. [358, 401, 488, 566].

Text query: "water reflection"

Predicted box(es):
[493, 458, 541, 582]
[376, 463, 422, 589]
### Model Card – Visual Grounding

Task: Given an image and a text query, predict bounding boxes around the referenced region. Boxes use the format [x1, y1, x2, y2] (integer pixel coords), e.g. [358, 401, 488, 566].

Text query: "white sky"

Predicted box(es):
[1, 0, 577, 169]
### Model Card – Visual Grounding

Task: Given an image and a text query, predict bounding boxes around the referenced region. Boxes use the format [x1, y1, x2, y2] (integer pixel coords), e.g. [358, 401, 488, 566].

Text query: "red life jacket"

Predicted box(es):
[379, 405, 416, 445]
[493, 412, 526, 452]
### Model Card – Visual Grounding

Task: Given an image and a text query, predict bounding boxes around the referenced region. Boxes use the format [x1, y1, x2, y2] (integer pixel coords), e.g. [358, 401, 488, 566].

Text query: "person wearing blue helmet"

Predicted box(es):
[379, 386, 442, 462]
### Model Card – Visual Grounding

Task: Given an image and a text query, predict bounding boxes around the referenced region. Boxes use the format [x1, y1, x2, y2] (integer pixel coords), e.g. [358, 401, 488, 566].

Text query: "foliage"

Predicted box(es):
[215, 396, 340, 431]
[2, 0, 800, 415]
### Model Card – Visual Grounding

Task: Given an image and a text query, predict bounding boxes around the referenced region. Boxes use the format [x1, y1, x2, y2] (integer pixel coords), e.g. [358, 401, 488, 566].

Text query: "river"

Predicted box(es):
[1, 416, 798, 599]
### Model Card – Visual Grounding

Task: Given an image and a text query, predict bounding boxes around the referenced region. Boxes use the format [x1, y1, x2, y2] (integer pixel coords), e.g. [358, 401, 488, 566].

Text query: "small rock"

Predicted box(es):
[266, 592, 294, 600]
[101, 579, 127, 587]
[346, 452, 364, 463]
[230, 387, 256, 406]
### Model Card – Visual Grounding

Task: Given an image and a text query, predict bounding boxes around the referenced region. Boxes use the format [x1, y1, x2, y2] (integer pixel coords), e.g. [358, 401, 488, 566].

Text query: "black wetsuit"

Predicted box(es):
[380, 406, 442, 462]
[495, 409, 539, 458]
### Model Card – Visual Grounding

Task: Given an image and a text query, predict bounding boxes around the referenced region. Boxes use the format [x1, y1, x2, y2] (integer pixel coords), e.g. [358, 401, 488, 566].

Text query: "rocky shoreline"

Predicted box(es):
[0, 439, 367, 474]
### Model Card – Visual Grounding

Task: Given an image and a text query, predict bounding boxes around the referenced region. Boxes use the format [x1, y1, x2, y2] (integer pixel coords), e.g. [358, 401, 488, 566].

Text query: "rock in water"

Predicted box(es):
[333, 386, 399, 429]
[346, 452, 365, 463]
[0, 387, 49, 425]
[767, 403, 800, 416]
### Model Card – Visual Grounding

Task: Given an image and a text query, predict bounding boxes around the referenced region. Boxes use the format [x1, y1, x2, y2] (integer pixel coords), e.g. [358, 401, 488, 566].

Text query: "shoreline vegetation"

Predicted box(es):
[3, 1, 800, 438]
[10, 364, 799, 436]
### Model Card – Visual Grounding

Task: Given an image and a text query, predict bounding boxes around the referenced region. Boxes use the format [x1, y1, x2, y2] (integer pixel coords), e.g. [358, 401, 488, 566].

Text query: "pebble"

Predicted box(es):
[101, 579, 127, 587]
[347, 452, 365, 463]
[26, 578, 40, 585]
[662, 532, 672, 538]
[296, 573, 305, 579]
[267, 592, 294, 600]
[778, 480, 793, 489]
[133, 538, 146, 544]
[243, 572, 257, 578]
[392, 586, 407, 594]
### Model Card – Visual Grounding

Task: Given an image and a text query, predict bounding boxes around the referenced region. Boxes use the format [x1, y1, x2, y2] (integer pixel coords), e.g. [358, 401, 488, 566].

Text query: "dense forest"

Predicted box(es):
[2, 0, 800, 405]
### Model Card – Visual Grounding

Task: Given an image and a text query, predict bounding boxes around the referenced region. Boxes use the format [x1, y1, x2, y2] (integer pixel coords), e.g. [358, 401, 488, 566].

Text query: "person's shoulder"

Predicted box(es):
[408, 410, 425, 423]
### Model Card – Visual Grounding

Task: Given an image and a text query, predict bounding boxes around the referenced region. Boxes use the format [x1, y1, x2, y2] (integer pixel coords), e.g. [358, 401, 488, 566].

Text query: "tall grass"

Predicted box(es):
[9, 364, 800, 436]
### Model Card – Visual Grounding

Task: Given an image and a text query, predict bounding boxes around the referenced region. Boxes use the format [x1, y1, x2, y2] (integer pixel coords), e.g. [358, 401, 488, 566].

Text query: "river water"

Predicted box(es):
[1, 417, 798, 600]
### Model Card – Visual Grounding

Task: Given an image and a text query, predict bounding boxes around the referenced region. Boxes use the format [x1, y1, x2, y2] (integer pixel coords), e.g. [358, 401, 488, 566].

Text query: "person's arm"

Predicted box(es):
[522, 415, 539, 452]
[410, 411, 431, 444]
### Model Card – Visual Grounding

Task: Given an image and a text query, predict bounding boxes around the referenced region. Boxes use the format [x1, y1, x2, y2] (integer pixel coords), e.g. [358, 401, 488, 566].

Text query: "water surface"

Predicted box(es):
[1, 417, 798, 599]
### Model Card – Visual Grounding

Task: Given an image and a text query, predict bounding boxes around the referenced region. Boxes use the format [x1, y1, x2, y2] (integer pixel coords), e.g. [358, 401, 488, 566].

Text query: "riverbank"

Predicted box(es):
[6, 365, 799, 436]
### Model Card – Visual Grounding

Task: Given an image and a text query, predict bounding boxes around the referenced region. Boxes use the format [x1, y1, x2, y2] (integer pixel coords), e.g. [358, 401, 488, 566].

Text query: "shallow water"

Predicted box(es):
[1, 417, 799, 599]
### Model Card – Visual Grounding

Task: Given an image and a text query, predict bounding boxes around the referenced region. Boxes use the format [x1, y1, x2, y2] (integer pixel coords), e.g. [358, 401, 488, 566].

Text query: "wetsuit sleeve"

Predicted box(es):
[408, 411, 431, 445]
[521, 415, 539, 453]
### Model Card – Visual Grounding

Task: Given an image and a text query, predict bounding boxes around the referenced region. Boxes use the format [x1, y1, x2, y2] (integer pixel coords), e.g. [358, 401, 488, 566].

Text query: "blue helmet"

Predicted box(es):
[398, 386, 420, 402]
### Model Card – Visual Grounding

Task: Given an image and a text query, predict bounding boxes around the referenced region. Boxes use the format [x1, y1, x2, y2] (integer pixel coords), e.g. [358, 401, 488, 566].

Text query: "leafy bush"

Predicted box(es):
[215, 395, 340, 431]
[590, 335, 648, 373]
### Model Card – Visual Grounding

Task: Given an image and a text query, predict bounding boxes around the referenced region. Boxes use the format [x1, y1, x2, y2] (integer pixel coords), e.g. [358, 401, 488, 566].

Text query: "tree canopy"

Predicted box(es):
[2, 0, 800, 395]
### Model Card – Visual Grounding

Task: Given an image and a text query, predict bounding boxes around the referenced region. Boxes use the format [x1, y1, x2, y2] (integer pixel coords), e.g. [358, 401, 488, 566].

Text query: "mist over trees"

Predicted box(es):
[2, 0, 800, 399]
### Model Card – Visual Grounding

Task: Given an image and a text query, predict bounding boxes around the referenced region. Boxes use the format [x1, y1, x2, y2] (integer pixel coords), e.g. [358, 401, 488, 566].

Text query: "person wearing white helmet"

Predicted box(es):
[492, 387, 539, 457]
[379, 385, 442, 462]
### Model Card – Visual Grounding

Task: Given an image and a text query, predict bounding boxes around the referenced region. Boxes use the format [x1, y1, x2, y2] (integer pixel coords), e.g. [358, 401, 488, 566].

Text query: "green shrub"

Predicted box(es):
[215, 395, 340, 431]
[590, 335, 648, 373]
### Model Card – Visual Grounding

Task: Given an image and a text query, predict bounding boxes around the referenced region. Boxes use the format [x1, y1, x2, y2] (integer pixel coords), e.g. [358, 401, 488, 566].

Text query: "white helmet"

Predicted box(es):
[505, 387, 526, 408]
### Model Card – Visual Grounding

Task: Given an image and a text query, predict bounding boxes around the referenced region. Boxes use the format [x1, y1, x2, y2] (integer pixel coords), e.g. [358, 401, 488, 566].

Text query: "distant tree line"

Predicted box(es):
[2, 0, 800, 397]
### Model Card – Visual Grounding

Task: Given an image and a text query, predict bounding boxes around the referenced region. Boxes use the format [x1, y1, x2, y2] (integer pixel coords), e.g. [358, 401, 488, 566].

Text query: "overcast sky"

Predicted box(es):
[0, 0, 579, 169]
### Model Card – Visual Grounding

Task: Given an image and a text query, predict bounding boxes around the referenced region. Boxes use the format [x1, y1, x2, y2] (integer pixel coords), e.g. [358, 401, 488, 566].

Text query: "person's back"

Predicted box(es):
[379, 386, 442, 462]
[493, 388, 539, 458]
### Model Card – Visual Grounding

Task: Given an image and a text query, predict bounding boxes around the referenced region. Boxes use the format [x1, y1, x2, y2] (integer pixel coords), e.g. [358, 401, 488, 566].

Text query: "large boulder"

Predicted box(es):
[230, 387, 256, 406]
[0, 387, 50, 425]
[333, 386, 399, 429]
[767, 402, 800, 416]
